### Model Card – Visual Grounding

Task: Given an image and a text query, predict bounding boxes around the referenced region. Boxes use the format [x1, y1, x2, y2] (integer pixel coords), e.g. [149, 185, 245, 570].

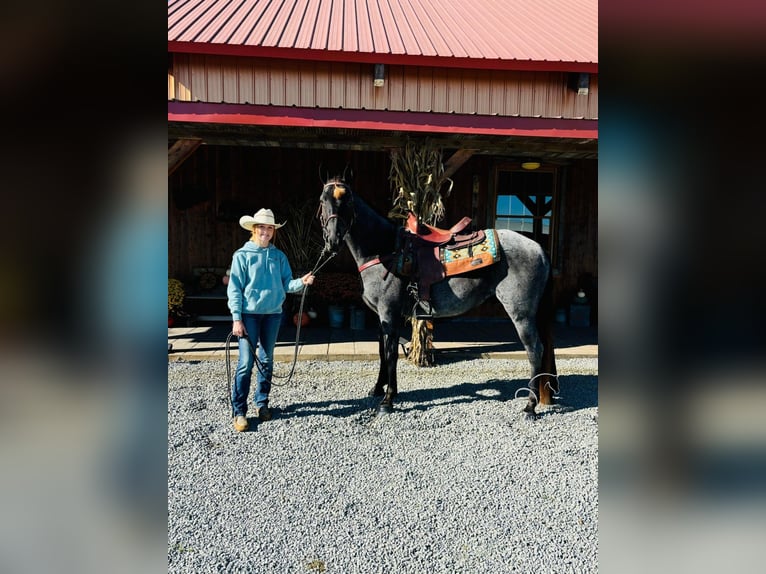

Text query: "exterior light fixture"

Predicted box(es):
[521, 161, 541, 170]
[373, 64, 385, 87]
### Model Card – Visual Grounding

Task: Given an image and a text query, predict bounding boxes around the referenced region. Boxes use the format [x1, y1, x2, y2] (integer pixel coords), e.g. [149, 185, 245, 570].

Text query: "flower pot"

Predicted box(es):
[349, 307, 366, 330]
[327, 305, 345, 328]
[293, 312, 310, 327]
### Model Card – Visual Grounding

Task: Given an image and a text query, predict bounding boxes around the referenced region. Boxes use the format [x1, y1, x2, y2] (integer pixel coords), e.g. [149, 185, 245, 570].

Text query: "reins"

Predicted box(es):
[513, 372, 561, 406]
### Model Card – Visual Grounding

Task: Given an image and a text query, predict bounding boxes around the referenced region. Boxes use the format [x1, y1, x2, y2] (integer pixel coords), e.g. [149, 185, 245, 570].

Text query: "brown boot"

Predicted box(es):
[233, 415, 249, 432]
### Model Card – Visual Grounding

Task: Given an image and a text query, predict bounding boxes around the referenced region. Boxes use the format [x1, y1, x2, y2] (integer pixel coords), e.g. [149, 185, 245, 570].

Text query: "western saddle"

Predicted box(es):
[400, 212, 496, 317]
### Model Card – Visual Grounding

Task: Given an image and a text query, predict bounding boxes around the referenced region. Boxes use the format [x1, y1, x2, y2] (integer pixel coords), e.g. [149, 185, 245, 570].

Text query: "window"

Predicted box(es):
[494, 167, 557, 258]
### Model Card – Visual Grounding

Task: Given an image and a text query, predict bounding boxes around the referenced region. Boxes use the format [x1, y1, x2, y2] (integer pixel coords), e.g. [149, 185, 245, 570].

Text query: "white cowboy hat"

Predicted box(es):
[239, 208, 285, 231]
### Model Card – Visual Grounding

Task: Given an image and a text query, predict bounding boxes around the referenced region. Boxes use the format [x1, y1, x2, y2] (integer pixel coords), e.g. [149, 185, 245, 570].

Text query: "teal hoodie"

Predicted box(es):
[227, 241, 304, 320]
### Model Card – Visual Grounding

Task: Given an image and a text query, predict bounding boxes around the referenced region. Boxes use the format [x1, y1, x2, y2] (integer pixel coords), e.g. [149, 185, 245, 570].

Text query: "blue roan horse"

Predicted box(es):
[318, 177, 557, 416]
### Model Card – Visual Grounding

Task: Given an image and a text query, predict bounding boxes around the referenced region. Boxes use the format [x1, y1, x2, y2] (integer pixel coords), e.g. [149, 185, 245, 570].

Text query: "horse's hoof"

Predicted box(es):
[377, 402, 394, 414]
[522, 399, 538, 419]
[368, 386, 385, 397]
[523, 410, 539, 420]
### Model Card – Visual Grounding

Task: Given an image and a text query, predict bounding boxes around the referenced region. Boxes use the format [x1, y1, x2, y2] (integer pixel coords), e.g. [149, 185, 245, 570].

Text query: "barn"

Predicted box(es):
[168, 0, 597, 323]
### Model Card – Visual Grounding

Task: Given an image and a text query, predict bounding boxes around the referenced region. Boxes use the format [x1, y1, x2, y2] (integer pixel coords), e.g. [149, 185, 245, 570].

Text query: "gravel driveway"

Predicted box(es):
[168, 357, 598, 573]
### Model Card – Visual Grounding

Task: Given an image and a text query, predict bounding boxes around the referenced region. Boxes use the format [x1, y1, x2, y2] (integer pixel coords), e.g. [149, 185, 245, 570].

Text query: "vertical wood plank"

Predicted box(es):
[475, 70, 490, 115]
[418, 67, 433, 112]
[345, 63, 361, 109]
[403, 66, 419, 111]
[238, 58, 254, 104]
[432, 67, 448, 113]
[446, 68, 462, 113]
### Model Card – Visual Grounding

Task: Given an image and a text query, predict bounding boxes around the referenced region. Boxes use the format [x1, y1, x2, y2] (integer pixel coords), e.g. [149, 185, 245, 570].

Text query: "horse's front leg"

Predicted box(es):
[369, 326, 387, 397]
[368, 322, 399, 413]
[378, 329, 399, 412]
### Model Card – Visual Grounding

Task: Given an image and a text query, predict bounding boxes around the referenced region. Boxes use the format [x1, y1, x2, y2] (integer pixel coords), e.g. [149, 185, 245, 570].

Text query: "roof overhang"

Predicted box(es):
[168, 42, 598, 74]
[168, 102, 598, 140]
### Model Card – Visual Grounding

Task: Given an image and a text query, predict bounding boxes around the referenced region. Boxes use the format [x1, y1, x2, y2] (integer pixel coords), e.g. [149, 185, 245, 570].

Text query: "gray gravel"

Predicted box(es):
[168, 357, 598, 573]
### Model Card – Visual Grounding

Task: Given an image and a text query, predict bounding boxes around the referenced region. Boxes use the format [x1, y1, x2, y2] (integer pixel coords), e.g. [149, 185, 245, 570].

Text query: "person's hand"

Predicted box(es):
[232, 320, 246, 337]
[301, 273, 315, 286]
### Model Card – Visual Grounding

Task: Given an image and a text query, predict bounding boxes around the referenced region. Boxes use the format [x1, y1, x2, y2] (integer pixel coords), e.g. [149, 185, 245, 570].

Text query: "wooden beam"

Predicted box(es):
[442, 148, 476, 179]
[168, 138, 202, 176]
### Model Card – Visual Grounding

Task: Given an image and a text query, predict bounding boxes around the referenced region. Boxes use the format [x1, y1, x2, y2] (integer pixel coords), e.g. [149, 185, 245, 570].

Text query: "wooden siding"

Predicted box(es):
[556, 159, 598, 321]
[169, 54, 598, 120]
[169, 146, 597, 319]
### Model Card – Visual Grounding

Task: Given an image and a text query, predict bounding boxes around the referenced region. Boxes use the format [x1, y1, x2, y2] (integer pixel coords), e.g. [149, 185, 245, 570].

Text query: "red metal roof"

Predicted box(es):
[168, 0, 597, 72]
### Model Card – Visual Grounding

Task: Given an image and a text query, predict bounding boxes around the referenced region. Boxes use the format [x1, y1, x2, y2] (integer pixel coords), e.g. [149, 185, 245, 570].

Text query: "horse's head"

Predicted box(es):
[318, 177, 354, 253]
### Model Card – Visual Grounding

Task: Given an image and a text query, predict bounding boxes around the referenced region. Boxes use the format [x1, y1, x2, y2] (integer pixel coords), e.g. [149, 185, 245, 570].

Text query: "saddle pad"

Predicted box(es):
[440, 229, 500, 277]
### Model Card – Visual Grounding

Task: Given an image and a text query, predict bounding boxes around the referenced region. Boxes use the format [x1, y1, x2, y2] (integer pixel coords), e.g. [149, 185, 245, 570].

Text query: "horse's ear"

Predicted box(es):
[318, 163, 325, 184]
[333, 185, 346, 200]
[343, 164, 353, 182]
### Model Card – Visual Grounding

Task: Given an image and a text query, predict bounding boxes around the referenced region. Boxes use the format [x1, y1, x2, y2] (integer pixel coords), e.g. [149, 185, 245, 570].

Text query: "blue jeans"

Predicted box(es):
[231, 313, 282, 416]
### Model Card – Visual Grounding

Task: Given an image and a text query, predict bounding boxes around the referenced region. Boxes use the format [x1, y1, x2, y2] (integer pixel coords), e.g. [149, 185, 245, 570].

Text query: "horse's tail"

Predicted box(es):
[536, 264, 558, 402]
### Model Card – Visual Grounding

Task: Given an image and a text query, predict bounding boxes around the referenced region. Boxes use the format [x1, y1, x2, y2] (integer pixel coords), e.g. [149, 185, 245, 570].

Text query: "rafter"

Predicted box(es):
[442, 148, 477, 179]
[168, 138, 202, 176]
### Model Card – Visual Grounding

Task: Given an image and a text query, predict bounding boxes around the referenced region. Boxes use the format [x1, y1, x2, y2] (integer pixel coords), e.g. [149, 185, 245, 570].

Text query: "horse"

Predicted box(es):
[317, 177, 557, 416]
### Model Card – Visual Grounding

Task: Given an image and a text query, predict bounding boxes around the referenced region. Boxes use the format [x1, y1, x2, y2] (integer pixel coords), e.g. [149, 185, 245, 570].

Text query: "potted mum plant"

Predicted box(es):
[168, 278, 186, 326]
[312, 272, 363, 327]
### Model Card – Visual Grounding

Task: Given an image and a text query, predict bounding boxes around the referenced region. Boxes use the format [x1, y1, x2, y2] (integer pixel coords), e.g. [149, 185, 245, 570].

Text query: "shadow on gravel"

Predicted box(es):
[279, 374, 597, 420]
[432, 348, 524, 363]
[276, 394, 380, 420]
[392, 374, 597, 415]
[552, 374, 599, 411]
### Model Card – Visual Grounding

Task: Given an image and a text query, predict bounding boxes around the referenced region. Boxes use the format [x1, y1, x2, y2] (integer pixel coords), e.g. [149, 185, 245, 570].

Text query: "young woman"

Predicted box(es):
[227, 208, 314, 431]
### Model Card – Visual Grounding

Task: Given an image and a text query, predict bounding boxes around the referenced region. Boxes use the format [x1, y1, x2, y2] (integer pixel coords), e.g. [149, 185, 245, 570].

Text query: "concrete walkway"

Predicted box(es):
[168, 318, 597, 362]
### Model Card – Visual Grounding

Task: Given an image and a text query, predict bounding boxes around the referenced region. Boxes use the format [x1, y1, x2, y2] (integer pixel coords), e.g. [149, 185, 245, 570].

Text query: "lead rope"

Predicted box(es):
[514, 372, 561, 405]
[225, 249, 337, 416]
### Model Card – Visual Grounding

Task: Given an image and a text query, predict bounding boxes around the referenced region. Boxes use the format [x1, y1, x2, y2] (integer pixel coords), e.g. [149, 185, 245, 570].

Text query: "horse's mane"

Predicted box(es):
[353, 192, 393, 233]
[328, 177, 397, 242]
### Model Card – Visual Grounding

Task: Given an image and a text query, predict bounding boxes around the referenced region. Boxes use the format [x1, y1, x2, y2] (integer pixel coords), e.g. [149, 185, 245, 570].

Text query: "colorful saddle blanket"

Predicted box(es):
[395, 228, 500, 280]
[440, 228, 500, 276]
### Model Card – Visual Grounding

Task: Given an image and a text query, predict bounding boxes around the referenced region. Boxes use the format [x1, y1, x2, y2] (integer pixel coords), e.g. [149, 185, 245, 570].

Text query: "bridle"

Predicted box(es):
[317, 180, 355, 253]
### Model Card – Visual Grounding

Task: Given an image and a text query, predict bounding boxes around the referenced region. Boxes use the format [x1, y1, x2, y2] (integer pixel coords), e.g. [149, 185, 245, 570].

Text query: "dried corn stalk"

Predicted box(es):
[388, 139, 450, 366]
[388, 139, 453, 226]
[275, 199, 324, 273]
[407, 317, 434, 367]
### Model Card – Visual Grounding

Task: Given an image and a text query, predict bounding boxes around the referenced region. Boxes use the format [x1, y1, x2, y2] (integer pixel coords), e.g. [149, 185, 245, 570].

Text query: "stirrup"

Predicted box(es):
[413, 300, 433, 320]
